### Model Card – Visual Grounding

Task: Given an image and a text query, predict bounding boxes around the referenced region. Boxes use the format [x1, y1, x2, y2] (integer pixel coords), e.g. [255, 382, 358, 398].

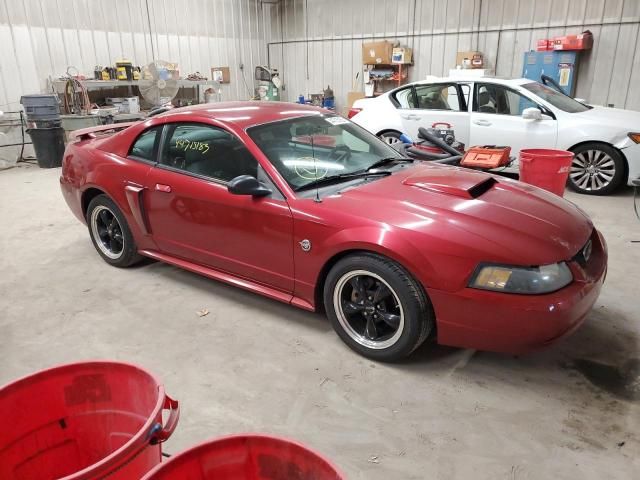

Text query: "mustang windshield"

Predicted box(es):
[247, 114, 403, 191]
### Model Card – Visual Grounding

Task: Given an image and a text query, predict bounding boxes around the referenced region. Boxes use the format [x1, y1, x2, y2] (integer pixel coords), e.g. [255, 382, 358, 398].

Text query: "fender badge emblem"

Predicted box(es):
[299, 239, 312, 252]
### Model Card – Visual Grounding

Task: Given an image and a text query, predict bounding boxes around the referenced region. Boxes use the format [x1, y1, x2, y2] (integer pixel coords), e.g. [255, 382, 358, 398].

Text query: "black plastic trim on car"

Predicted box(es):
[467, 178, 497, 198]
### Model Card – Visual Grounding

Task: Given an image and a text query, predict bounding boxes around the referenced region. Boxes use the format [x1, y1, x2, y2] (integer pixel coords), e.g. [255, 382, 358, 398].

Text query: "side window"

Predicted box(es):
[160, 123, 258, 182]
[474, 83, 539, 116]
[413, 84, 461, 111]
[393, 87, 416, 109]
[129, 126, 162, 162]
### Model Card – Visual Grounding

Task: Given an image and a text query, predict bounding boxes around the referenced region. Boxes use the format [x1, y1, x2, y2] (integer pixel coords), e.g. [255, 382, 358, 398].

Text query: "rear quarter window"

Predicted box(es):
[129, 126, 162, 162]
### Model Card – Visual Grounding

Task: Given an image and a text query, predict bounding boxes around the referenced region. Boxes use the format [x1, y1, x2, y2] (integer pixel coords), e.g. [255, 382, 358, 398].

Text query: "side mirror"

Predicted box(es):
[228, 175, 271, 197]
[522, 107, 542, 120]
[574, 97, 587, 104]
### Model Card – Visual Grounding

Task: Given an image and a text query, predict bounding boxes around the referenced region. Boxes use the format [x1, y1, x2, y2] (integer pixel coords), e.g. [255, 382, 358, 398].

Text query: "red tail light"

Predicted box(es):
[347, 107, 362, 119]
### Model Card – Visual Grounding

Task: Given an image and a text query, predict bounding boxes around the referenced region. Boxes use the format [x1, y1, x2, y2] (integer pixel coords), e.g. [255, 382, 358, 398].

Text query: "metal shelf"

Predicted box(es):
[51, 79, 218, 92]
[50, 78, 221, 106]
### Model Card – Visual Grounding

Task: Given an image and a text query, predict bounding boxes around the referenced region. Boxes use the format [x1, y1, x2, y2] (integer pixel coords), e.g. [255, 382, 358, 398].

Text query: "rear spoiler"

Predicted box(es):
[70, 122, 139, 142]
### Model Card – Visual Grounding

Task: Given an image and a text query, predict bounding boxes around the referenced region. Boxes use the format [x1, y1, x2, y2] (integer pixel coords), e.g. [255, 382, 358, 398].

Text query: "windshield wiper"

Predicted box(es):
[295, 171, 391, 192]
[366, 157, 414, 171]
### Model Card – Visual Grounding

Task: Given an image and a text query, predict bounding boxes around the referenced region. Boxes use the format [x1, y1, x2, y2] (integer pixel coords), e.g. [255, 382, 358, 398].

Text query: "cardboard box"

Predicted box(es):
[347, 91, 365, 108]
[362, 41, 394, 65]
[210, 66, 230, 83]
[391, 47, 413, 64]
[536, 39, 552, 51]
[552, 32, 593, 51]
[456, 51, 484, 69]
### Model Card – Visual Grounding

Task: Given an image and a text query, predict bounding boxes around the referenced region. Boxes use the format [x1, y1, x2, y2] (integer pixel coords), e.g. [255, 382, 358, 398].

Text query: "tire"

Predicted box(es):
[323, 253, 434, 361]
[378, 131, 403, 146]
[568, 143, 626, 195]
[86, 194, 142, 267]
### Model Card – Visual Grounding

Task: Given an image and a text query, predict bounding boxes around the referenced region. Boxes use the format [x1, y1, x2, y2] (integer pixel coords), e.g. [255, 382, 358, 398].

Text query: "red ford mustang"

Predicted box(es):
[60, 102, 607, 361]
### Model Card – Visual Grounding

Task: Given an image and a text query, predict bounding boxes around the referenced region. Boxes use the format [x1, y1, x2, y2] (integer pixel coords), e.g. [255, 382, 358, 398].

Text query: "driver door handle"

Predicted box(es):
[155, 184, 172, 193]
[401, 114, 420, 120]
[473, 119, 492, 126]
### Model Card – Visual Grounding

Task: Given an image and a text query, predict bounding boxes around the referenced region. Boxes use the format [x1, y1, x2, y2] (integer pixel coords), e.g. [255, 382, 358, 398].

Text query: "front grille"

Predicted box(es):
[573, 238, 592, 268]
[572, 228, 600, 269]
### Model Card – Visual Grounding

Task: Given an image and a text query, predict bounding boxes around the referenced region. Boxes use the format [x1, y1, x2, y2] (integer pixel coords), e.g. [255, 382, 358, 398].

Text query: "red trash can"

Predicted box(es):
[0, 361, 179, 480]
[142, 434, 345, 480]
[519, 148, 574, 197]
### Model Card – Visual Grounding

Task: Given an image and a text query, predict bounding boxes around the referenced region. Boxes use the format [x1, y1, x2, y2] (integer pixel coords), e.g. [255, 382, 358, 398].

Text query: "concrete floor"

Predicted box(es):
[1, 163, 639, 479]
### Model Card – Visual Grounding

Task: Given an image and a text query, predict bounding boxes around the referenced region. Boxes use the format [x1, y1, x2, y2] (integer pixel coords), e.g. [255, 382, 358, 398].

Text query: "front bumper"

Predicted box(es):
[429, 229, 607, 354]
[618, 139, 640, 186]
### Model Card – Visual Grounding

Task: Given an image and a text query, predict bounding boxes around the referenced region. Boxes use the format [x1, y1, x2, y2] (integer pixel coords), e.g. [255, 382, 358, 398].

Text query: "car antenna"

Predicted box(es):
[311, 125, 322, 203]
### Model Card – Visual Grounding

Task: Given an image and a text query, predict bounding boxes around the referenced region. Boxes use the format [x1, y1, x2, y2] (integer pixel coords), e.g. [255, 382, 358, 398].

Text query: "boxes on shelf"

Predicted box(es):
[552, 32, 593, 51]
[456, 51, 484, 69]
[536, 39, 552, 51]
[210, 66, 230, 83]
[362, 41, 394, 65]
[105, 97, 140, 114]
[391, 47, 413, 64]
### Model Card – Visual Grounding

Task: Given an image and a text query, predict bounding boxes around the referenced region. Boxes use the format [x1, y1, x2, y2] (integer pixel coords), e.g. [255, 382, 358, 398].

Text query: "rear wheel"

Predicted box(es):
[324, 253, 433, 361]
[568, 143, 626, 195]
[378, 131, 403, 146]
[87, 194, 142, 267]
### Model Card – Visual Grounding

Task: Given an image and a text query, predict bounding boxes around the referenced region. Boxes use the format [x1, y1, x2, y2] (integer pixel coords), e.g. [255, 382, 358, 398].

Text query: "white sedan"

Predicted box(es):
[350, 77, 640, 195]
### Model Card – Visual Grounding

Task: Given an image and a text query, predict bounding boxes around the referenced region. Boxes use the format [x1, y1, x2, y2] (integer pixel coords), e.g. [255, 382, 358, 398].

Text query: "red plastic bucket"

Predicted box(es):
[0, 361, 179, 480]
[141, 434, 345, 480]
[519, 148, 574, 197]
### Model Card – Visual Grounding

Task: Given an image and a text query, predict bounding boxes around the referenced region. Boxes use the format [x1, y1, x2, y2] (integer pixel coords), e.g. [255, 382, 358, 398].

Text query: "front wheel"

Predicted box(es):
[378, 131, 403, 146]
[568, 143, 626, 195]
[324, 253, 434, 361]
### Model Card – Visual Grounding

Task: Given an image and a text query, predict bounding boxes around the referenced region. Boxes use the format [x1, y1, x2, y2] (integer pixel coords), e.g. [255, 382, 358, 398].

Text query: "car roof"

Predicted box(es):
[157, 101, 328, 129]
[408, 77, 533, 87]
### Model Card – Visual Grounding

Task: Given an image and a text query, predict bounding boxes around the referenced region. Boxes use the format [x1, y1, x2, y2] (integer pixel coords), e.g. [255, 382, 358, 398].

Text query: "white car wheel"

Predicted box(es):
[379, 131, 403, 145]
[569, 143, 625, 195]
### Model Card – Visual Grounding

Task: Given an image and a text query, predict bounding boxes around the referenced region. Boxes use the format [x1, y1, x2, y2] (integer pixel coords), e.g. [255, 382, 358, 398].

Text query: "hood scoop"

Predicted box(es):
[402, 168, 497, 199]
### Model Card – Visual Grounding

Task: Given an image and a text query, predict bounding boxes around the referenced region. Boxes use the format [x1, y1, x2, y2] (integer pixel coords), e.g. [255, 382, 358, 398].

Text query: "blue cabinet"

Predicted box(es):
[522, 51, 579, 96]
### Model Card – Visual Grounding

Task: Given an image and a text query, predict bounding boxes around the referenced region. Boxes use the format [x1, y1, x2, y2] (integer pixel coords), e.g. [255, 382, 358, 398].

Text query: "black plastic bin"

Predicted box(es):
[27, 127, 66, 168]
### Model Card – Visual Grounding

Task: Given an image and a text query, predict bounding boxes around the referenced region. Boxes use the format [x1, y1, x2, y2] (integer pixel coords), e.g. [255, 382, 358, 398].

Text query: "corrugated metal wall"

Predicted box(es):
[0, 0, 270, 111]
[2, 1, 639, 114]
[267, 0, 640, 112]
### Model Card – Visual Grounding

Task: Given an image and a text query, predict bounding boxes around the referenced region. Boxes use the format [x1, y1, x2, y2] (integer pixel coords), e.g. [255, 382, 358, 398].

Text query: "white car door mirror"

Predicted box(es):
[522, 107, 542, 121]
[574, 97, 587, 103]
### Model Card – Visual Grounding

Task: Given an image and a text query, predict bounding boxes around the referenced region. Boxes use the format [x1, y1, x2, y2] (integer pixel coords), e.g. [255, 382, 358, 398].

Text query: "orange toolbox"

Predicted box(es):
[461, 145, 512, 169]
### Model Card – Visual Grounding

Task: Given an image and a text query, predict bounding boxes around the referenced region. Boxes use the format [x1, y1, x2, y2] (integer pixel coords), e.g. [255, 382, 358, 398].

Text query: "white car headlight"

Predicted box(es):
[628, 133, 640, 143]
[469, 262, 573, 294]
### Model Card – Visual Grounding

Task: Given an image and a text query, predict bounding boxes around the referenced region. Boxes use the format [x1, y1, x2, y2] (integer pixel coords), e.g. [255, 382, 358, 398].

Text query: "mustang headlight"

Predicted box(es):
[469, 262, 573, 294]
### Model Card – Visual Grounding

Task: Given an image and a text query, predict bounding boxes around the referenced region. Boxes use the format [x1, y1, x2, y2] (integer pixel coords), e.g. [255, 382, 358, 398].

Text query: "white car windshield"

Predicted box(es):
[522, 82, 590, 113]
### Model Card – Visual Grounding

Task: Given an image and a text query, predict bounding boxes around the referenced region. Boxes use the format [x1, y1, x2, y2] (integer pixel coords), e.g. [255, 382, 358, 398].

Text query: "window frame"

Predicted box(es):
[390, 85, 417, 109]
[472, 82, 556, 119]
[127, 125, 163, 164]
[391, 82, 468, 112]
[155, 121, 252, 186]
[154, 121, 284, 199]
[458, 83, 471, 112]
[412, 82, 466, 112]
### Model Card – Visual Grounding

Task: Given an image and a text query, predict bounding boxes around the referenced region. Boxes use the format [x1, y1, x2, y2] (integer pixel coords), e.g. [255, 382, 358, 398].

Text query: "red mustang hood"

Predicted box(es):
[330, 164, 592, 266]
